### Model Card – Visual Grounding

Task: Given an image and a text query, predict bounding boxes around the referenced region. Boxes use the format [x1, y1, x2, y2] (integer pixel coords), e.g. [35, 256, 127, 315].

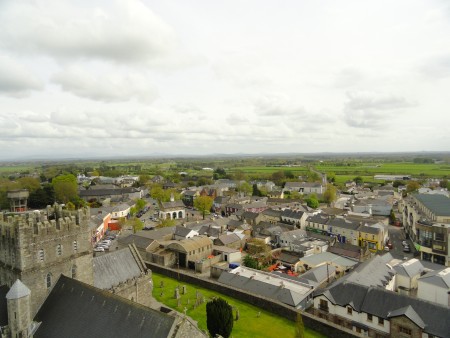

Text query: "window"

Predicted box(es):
[71, 265, 77, 279]
[367, 314, 372, 322]
[46, 273, 52, 289]
[38, 249, 44, 262]
[378, 317, 384, 325]
[347, 306, 353, 315]
[73, 240, 78, 252]
[319, 299, 328, 311]
[399, 326, 411, 335]
[56, 244, 62, 256]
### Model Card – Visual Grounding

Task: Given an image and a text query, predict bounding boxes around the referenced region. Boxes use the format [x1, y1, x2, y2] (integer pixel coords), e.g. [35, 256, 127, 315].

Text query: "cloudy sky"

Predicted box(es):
[1, 0, 449, 160]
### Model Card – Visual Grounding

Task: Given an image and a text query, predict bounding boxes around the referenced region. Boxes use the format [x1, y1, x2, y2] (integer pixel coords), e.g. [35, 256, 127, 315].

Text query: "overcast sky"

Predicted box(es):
[1, 0, 449, 160]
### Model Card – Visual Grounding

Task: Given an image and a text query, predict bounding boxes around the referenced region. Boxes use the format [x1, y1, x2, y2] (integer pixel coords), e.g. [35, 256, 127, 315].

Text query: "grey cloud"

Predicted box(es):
[0, 1, 177, 64]
[419, 55, 450, 80]
[52, 66, 158, 103]
[344, 91, 415, 129]
[0, 55, 43, 97]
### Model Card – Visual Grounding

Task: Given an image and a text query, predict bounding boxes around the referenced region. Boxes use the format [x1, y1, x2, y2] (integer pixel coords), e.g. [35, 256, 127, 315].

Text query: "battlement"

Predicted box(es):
[0, 204, 90, 239]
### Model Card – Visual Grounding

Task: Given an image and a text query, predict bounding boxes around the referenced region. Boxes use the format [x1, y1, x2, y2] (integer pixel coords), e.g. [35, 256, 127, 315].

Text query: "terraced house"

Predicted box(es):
[401, 194, 450, 266]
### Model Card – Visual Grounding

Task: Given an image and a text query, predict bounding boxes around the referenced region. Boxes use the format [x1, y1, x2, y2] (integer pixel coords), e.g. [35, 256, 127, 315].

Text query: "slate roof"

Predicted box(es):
[301, 264, 336, 284]
[346, 254, 395, 288]
[316, 280, 450, 338]
[174, 226, 195, 238]
[307, 214, 330, 225]
[215, 233, 241, 245]
[241, 211, 259, 220]
[328, 218, 359, 230]
[279, 251, 303, 264]
[117, 234, 155, 251]
[281, 209, 305, 219]
[357, 225, 381, 235]
[418, 267, 450, 288]
[393, 259, 425, 278]
[198, 225, 221, 237]
[93, 246, 146, 290]
[300, 252, 358, 269]
[414, 194, 450, 216]
[328, 242, 362, 260]
[280, 229, 307, 242]
[218, 268, 312, 307]
[34, 275, 177, 338]
[262, 209, 282, 217]
[161, 200, 185, 210]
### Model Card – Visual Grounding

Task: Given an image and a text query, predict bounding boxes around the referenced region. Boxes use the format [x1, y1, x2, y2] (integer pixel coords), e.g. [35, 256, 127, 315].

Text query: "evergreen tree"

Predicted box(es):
[206, 298, 234, 338]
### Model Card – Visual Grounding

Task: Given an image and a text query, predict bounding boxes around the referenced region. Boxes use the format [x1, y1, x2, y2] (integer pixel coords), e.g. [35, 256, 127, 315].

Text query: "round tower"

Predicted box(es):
[6, 279, 32, 338]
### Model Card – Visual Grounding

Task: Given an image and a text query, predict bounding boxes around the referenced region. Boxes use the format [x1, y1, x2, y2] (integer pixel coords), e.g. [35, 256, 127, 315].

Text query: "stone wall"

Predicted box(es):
[146, 262, 357, 338]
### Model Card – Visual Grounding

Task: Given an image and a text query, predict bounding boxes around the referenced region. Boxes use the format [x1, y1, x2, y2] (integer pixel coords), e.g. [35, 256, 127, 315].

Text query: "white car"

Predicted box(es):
[94, 247, 104, 252]
[402, 240, 408, 246]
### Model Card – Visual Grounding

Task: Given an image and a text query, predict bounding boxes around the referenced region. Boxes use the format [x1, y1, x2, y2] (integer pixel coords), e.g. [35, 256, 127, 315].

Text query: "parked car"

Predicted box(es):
[386, 242, 393, 249]
[384, 246, 390, 251]
[94, 247, 104, 252]
[403, 246, 411, 253]
[402, 240, 408, 246]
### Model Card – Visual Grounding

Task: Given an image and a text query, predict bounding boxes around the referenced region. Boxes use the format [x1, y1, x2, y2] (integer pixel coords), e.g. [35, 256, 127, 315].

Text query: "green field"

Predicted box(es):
[315, 162, 450, 178]
[152, 273, 325, 338]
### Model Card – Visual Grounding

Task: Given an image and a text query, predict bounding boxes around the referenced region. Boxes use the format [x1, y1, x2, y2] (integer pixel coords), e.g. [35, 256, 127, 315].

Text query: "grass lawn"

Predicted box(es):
[152, 273, 326, 338]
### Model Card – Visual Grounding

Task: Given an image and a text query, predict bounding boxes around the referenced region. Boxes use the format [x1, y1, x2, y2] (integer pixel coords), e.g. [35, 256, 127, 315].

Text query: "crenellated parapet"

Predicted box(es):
[0, 204, 90, 241]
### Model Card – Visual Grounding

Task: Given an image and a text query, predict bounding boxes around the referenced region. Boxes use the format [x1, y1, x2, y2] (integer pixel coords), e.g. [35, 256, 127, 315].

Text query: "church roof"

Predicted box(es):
[34, 275, 176, 338]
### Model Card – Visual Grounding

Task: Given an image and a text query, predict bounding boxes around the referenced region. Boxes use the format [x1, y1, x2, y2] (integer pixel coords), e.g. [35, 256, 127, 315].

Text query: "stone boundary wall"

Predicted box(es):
[146, 262, 357, 338]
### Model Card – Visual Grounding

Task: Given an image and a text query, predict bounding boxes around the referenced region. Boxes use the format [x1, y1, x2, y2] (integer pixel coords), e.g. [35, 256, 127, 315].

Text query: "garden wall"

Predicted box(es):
[146, 262, 357, 338]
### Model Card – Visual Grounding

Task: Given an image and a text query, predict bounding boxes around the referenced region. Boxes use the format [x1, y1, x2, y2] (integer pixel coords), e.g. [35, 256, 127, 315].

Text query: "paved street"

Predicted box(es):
[387, 225, 416, 260]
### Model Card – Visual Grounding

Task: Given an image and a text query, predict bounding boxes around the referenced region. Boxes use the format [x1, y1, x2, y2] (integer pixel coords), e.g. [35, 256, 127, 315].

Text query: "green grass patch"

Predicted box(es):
[152, 272, 325, 338]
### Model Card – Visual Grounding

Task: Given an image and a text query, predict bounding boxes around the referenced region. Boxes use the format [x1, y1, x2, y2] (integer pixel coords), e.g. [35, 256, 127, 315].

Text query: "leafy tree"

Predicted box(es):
[354, 176, 364, 185]
[197, 177, 212, 186]
[390, 209, 396, 224]
[52, 174, 78, 204]
[237, 182, 252, 196]
[271, 170, 286, 186]
[16, 177, 41, 192]
[123, 217, 144, 233]
[28, 185, 55, 209]
[306, 194, 319, 209]
[150, 184, 165, 202]
[135, 199, 146, 211]
[233, 170, 247, 181]
[243, 254, 259, 269]
[323, 184, 337, 205]
[406, 181, 421, 193]
[206, 298, 234, 338]
[246, 238, 269, 255]
[393, 180, 405, 188]
[289, 191, 302, 200]
[194, 195, 213, 220]
[295, 312, 305, 338]
[439, 179, 448, 189]
[327, 172, 336, 183]
[284, 170, 295, 179]
[158, 218, 176, 228]
[66, 202, 75, 210]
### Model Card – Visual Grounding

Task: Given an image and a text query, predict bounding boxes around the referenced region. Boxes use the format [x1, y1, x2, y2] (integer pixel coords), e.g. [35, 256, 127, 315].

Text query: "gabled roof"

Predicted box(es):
[93, 245, 147, 290]
[306, 214, 330, 225]
[118, 234, 155, 251]
[418, 267, 450, 288]
[160, 200, 185, 210]
[174, 226, 196, 238]
[414, 194, 450, 216]
[262, 209, 282, 217]
[316, 280, 450, 338]
[279, 251, 303, 264]
[393, 259, 425, 278]
[216, 233, 241, 245]
[387, 305, 425, 329]
[328, 218, 359, 230]
[346, 254, 395, 288]
[34, 275, 176, 338]
[281, 209, 305, 219]
[301, 264, 336, 284]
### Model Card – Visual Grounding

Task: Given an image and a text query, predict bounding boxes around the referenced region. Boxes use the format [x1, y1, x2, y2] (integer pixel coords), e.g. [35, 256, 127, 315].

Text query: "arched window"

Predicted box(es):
[56, 244, 62, 256]
[38, 249, 44, 262]
[46, 273, 52, 289]
[73, 240, 78, 252]
[71, 265, 77, 279]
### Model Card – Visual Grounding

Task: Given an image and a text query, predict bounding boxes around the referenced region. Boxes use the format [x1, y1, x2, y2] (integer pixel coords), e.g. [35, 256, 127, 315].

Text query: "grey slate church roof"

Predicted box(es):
[34, 275, 176, 338]
[93, 246, 146, 290]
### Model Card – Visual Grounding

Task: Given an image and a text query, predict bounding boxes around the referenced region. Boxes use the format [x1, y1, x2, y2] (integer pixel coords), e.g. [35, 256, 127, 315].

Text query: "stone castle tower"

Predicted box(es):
[0, 205, 93, 316]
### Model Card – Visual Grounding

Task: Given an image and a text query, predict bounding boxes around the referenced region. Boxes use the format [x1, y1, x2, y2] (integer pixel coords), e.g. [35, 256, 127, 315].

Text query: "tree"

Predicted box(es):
[194, 195, 213, 220]
[206, 298, 234, 338]
[323, 184, 337, 205]
[125, 217, 144, 233]
[295, 312, 305, 338]
[17, 177, 41, 192]
[158, 218, 176, 228]
[252, 184, 262, 197]
[439, 179, 448, 189]
[354, 176, 364, 185]
[406, 181, 421, 193]
[243, 254, 259, 269]
[237, 182, 252, 196]
[150, 184, 165, 202]
[135, 199, 146, 211]
[52, 174, 78, 204]
[306, 194, 319, 209]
